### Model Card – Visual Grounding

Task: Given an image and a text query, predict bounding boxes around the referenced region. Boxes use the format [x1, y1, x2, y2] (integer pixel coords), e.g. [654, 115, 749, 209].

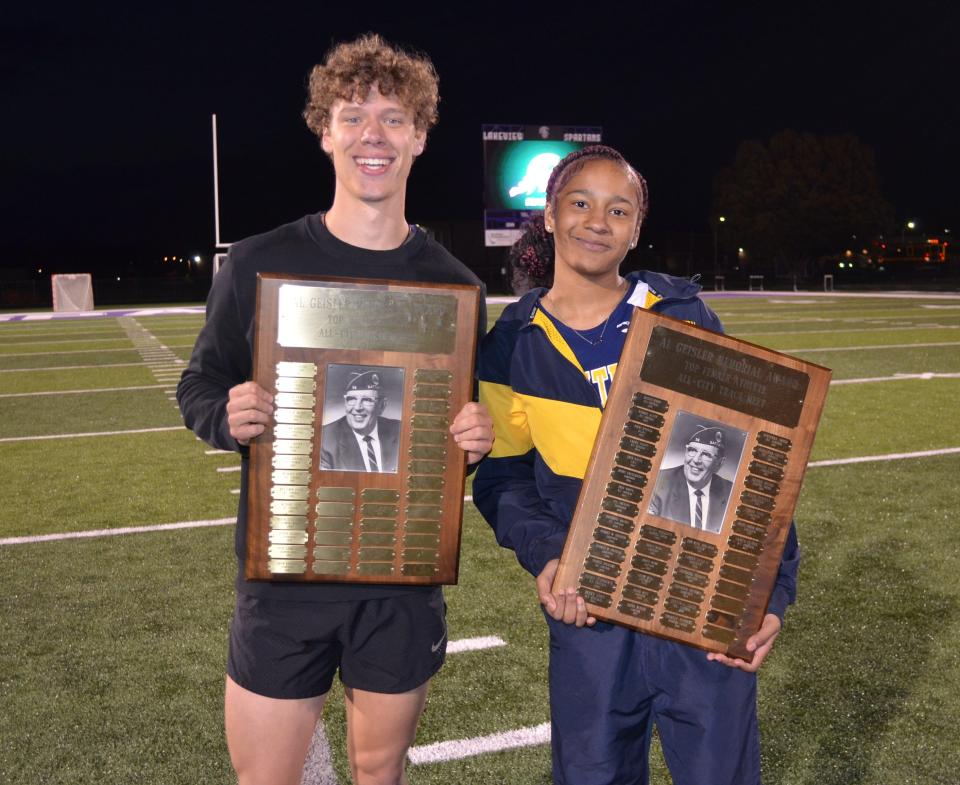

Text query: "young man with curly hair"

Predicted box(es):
[178, 34, 492, 785]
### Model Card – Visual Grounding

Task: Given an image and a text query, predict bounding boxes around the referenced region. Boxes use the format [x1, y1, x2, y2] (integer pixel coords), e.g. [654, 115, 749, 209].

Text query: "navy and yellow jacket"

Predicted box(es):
[473, 270, 799, 621]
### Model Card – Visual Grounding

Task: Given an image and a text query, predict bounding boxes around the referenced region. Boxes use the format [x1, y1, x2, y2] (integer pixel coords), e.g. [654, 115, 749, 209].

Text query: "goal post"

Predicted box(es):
[51, 273, 94, 312]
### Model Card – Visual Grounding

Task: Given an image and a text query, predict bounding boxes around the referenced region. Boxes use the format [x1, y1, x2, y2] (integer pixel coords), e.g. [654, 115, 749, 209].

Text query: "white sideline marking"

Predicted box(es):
[446, 636, 506, 654]
[808, 447, 960, 467]
[0, 362, 146, 373]
[217, 466, 240, 473]
[0, 384, 167, 399]
[740, 324, 959, 337]
[0, 345, 193, 359]
[6, 445, 957, 546]
[205, 449, 232, 455]
[408, 722, 551, 765]
[0, 426, 183, 443]
[832, 372, 960, 385]
[791, 340, 960, 354]
[0, 517, 235, 545]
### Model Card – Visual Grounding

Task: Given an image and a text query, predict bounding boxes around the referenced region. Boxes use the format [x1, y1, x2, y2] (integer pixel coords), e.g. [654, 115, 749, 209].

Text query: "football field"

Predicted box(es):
[1, 291, 959, 785]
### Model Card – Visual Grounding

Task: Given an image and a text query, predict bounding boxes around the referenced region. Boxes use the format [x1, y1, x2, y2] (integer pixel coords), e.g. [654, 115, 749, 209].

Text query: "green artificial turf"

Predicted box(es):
[2, 296, 959, 784]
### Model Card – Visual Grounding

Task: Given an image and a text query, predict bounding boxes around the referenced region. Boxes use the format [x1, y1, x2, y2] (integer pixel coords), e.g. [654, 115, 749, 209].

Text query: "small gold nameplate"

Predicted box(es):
[271, 485, 309, 500]
[361, 489, 401, 502]
[268, 544, 308, 559]
[314, 516, 354, 531]
[272, 470, 311, 486]
[268, 559, 307, 574]
[274, 392, 315, 409]
[275, 376, 316, 393]
[274, 424, 315, 440]
[273, 439, 312, 455]
[270, 515, 308, 529]
[272, 454, 311, 470]
[270, 500, 308, 515]
[269, 530, 309, 545]
[276, 361, 317, 377]
[274, 408, 316, 425]
[316, 502, 355, 517]
[316, 487, 355, 502]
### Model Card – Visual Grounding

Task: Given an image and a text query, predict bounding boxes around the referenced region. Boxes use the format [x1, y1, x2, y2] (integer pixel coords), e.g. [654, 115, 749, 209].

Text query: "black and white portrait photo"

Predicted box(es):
[647, 412, 746, 533]
[319, 364, 405, 473]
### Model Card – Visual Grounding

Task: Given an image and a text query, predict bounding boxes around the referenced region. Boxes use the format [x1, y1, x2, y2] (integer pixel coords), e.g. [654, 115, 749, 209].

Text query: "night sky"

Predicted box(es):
[2, 1, 958, 275]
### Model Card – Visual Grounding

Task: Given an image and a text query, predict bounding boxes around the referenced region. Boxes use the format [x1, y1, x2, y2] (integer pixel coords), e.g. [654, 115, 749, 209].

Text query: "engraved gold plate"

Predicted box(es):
[312, 561, 350, 575]
[408, 446, 447, 460]
[361, 489, 401, 502]
[270, 500, 309, 515]
[412, 399, 450, 414]
[274, 424, 315, 440]
[268, 559, 307, 574]
[314, 546, 351, 561]
[414, 369, 453, 383]
[405, 520, 442, 533]
[357, 563, 394, 575]
[316, 487, 355, 502]
[274, 392, 316, 409]
[272, 454, 311, 470]
[316, 502, 355, 517]
[276, 361, 317, 377]
[272, 470, 311, 486]
[274, 408, 316, 425]
[360, 518, 397, 532]
[269, 530, 309, 545]
[270, 515, 309, 529]
[411, 415, 447, 429]
[268, 544, 308, 559]
[277, 285, 459, 353]
[314, 517, 354, 531]
[273, 439, 312, 455]
[271, 485, 309, 500]
[408, 475, 444, 489]
[275, 376, 316, 393]
[315, 531, 353, 546]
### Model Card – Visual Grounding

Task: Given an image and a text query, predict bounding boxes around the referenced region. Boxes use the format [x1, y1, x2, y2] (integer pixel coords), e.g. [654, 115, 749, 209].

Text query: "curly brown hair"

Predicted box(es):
[303, 34, 439, 137]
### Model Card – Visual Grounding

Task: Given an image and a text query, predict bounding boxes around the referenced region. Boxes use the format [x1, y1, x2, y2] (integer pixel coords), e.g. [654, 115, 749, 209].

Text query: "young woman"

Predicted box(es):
[473, 145, 799, 785]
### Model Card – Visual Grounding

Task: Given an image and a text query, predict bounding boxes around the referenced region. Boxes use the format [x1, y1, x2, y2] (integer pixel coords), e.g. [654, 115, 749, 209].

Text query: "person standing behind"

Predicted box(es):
[178, 34, 492, 785]
[473, 145, 799, 785]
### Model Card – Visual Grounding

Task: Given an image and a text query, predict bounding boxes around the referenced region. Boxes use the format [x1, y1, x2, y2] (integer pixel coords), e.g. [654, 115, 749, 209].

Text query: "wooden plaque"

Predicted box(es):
[245, 274, 481, 585]
[553, 308, 831, 660]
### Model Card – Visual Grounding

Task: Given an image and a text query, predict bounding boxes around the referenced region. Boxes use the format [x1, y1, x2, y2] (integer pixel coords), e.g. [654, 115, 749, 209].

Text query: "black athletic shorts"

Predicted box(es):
[227, 589, 447, 699]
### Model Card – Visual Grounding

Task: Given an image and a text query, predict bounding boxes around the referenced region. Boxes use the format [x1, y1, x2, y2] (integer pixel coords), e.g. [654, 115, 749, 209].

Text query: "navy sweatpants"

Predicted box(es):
[547, 617, 762, 785]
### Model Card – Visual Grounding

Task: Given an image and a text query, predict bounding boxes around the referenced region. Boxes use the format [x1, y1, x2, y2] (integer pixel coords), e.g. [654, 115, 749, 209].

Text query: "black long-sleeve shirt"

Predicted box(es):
[177, 212, 485, 601]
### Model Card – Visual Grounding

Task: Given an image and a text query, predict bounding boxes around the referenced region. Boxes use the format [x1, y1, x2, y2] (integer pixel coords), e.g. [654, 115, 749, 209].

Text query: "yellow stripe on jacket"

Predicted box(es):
[480, 380, 601, 479]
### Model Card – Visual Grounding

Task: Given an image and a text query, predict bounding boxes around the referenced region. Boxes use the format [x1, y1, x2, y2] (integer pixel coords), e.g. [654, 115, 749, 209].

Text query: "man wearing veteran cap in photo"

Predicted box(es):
[320, 368, 401, 472]
[649, 424, 733, 533]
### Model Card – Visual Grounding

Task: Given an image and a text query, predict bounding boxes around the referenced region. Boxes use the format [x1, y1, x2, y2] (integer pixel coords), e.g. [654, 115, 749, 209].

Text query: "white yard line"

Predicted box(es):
[807, 447, 960, 467]
[0, 384, 167, 398]
[0, 362, 149, 373]
[737, 324, 959, 338]
[0, 426, 183, 443]
[2, 451, 954, 545]
[446, 636, 506, 654]
[0, 517, 235, 545]
[831, 372, 960, 385]
[407, 723, 551, 765]
[790, 340, 960, 354]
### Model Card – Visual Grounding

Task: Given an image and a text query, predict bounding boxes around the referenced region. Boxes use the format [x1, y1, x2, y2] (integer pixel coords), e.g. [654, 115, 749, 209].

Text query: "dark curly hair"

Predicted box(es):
[303, 34, 439, 137]
[508, 145, 649, 294]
